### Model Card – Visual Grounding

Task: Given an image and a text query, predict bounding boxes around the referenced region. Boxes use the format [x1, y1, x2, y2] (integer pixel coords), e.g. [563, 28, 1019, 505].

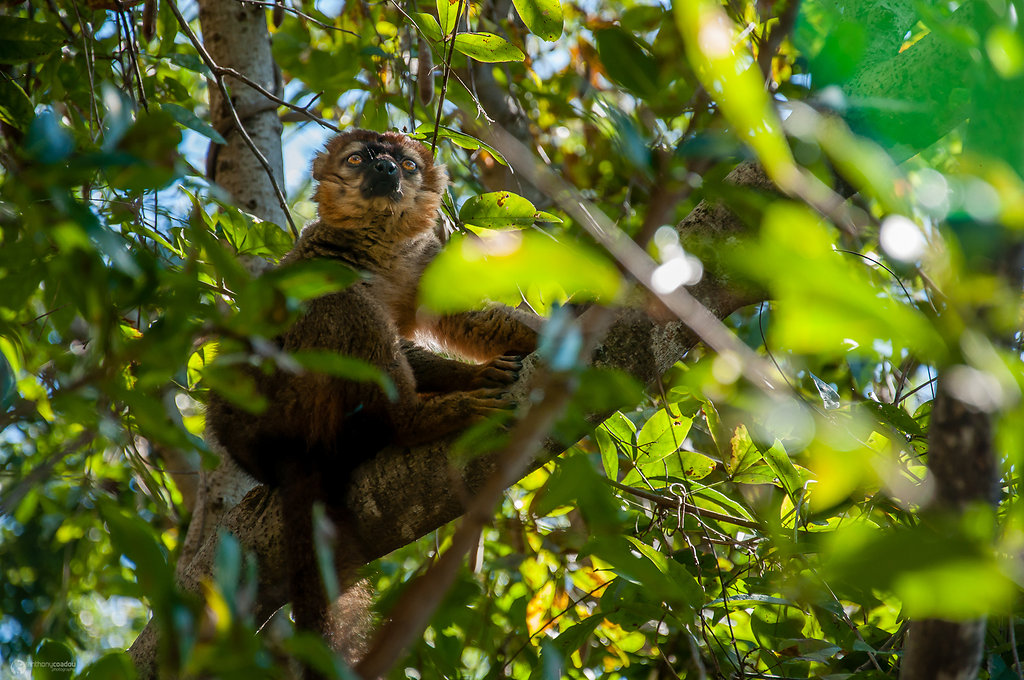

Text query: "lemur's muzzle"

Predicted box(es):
[363, 157, 400, 198]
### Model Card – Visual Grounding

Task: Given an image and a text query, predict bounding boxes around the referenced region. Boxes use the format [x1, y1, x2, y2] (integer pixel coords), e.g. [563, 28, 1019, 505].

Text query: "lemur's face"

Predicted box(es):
[312, 130, 448, 233]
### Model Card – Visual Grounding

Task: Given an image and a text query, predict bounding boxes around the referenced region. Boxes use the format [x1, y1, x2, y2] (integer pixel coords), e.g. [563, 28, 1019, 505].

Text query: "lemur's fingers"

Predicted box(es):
[466, 387, 517, 412]
[471, 355, 524, 387]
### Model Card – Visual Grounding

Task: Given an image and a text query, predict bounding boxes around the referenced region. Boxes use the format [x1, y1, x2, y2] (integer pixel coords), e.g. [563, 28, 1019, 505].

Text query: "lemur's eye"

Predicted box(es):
[400, 158, 418, 172]
[346, 153, 363, 166]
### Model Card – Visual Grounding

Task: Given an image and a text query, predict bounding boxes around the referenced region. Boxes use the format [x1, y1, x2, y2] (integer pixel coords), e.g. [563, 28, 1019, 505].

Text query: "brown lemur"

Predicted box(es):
[205, 129, 539, 667]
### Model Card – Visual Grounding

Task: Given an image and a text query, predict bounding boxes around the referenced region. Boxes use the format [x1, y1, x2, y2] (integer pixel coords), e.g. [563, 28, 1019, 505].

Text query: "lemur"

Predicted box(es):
[205, 129, 539, 676]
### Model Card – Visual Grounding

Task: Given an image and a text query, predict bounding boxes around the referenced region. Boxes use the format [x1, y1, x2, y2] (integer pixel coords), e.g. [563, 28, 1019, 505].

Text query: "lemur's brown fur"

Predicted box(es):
[205, 130, 538, 673]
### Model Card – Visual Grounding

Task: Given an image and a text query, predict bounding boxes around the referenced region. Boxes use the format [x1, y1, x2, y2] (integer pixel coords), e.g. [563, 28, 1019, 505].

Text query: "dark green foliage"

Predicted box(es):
[2, 0, 1024, 678]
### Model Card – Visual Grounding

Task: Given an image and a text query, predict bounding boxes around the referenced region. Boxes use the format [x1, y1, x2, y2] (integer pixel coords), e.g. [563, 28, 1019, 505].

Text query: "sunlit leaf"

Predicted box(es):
[760, 439, 805, 504]
[733, 202, 947, 361]
[436, 0, 460, 36]
[413, 12, 443, 42]
[824, 521, 1017, 618]
[459, 191, 562, 231]
[453, 32, 525, 63]
[419, 230, 622, 312]
[987, 25, 1024, 78]
[512, 0, 563, 41]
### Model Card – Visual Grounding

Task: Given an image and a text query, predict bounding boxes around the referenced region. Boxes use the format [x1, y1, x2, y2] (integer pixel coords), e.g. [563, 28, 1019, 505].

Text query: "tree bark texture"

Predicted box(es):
[900, 378, 996, 680]
[198, 0, 285, 221]
[175, 0, 289, 575]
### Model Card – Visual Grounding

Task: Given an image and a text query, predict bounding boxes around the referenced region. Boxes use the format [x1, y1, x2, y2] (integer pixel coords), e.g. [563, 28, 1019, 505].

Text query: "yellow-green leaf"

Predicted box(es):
[420, 230, 621, 312]
[453, 32, 525, 63]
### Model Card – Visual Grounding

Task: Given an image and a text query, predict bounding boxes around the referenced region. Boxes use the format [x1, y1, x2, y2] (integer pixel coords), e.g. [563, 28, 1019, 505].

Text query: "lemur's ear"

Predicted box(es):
[311, 150, 329, 181]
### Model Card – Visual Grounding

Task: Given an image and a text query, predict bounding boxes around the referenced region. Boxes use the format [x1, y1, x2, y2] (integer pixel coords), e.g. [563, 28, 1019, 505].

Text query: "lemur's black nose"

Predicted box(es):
[364, 157, 400, 197]
[372, 158, 397, 176]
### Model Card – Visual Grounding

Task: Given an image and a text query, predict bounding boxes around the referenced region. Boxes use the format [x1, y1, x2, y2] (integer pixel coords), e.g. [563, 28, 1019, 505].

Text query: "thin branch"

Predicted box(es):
[502, 581, 611, 669]
[0, 431, 96, 517]
[230, 0, 358, 35]
[605, 478, 761, 530]
[897, 376, 938, 404]
[166, 0, 299, 236]
[431, 0, 465, 154]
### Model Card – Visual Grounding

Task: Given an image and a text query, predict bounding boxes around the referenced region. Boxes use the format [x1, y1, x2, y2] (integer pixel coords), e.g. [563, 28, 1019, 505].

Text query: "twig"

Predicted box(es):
[166, 0, 299, 236]
[430, 0, 465, 154]
[0, 431, 96, 517]
[605, 477, 761, 530]
[502, 581, 611, 669]
[112, 1, 148, 110]
[1010, 617, 1023, 679]
[897, 376, 938, 404]
[230, 0, 358, 35]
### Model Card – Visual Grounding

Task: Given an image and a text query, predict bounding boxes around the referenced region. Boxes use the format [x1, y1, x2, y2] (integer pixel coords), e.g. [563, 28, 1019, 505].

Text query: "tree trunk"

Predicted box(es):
[128, 1, 286, 674]
[900, 377, 998, 680]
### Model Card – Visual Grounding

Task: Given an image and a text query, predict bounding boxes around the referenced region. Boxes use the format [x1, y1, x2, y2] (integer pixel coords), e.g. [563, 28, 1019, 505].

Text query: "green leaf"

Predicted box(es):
[594, 27, 658, 97]
[413, 124, 509, 165]
[100, 500, 175, 596]
[725, 423, 758, 476]
[413, 12, 444, 43]
[0, 347, 14, 409]
[512, 0, 563, 41]
[588, 535, 701, 618]
[459, 191, 562, 230]
[637, 407, 692, 456]
[160, 102, 227, 144]
[419, 230, 622, 313]
[534, 455, 623, 532]
[625, 408, 715, 485]
[213, 530, 243, 603]
[26, 110, 73, 163]
[33, 639, 75, 680]
[217, 208, 293, 259]
[0, 76, 33, 131]
[596, 426, 619, 481]
[77, 652, 138, 680]
[760, 439, 805, 503]
[0, 17, 64, 64]
[203, 363, 269, 414]
[732, 203, 946, 362]
[552, 615, 603, 654]
[674, 0, 796, 186]
[436, 0, 460, 35]
[166, 51, 212, 76]
[861, 400, 924, 437]
[453, 32, 526, 63]
[825, 521, 1017, 619]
